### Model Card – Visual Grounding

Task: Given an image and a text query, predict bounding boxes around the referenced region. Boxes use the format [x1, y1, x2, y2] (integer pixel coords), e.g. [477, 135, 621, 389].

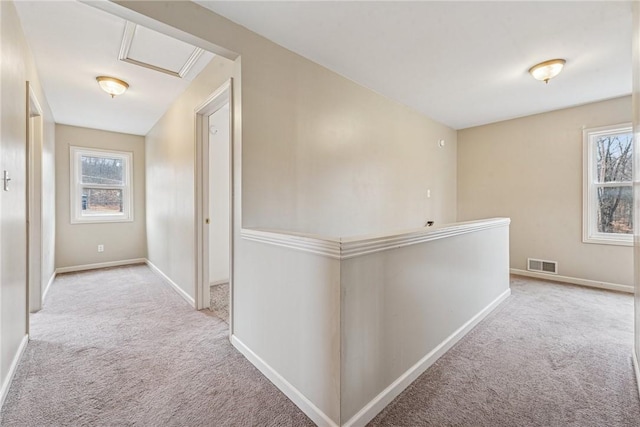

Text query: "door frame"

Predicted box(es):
[26, 82, 44, 321]
[194, 79, 233, 328]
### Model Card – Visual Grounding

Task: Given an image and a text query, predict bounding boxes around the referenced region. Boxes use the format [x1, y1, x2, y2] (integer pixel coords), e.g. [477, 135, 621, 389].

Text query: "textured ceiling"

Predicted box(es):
[195, 1, 632, 129]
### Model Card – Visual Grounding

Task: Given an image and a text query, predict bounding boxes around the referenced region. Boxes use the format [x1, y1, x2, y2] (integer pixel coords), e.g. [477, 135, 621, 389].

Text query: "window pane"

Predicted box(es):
[81, 155, 124, 185]
[595, 133, 633, 183]
[82, 188, 123, 215]
[596, 186, 633, 234]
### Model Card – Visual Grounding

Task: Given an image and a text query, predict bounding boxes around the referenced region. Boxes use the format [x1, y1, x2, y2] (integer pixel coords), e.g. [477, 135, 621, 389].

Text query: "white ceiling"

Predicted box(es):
[14, 1, 633, 133]
[14, 1, 215, 136]
[196, 1, 632, 130]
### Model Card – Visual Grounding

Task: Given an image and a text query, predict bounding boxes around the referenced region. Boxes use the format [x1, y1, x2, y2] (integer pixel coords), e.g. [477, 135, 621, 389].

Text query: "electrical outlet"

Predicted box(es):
[98, 244, 104, 253]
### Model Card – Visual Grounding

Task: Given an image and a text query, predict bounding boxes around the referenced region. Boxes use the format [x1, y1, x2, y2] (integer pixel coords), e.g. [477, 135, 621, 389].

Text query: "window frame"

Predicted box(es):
[69, 146, 134, 224]
[582, 123, 633, 246]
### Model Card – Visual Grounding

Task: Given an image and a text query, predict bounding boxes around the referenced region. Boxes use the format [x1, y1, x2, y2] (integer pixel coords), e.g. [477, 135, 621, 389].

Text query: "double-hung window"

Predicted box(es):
[583, 124, 633, 246]
[70, 146, 133, 223]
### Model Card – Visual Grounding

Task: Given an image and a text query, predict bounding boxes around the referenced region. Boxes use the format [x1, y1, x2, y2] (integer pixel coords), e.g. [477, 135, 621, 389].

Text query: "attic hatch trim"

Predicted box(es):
[118, 21, 205, 79]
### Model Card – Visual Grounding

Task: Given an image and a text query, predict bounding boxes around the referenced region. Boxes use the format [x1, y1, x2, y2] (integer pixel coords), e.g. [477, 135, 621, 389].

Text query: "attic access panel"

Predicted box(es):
[119, 21, 204, 78]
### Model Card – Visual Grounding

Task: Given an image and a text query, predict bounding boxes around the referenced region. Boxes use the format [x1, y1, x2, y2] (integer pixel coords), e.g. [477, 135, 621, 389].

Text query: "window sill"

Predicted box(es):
[583, 234, 633, 247]
[71, 216, 133, 225]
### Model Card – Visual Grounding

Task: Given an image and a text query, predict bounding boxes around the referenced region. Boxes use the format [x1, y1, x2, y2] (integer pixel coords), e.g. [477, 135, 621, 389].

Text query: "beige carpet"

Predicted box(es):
[0, 265, 314, 426]
[209, 282, 229, 323]
[1, 267, 638, 426]
[369, 276, 640, 426]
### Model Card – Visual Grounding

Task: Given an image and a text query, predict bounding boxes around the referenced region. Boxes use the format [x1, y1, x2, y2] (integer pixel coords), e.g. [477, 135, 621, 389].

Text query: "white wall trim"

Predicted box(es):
[343, 288, 511, 427]
[0, 335, 29, 411]
[633, 349, 640, 400]
[145, 259, 195, 307]
[510, 269, 634, 294]
[340, 218, 510, 259]
[68, 146, 134, 224]
[42, 271, 56, 302]
[582, 123, 633, 247]
[241, 228, 342, 259]
[194, 79, 234, 312]
[55, 258, 146, 274]
[231, 335, 339, 427]
[119, 21, 205, 79]
[242, 218, 510, 261]
[194, 79, 232, 113]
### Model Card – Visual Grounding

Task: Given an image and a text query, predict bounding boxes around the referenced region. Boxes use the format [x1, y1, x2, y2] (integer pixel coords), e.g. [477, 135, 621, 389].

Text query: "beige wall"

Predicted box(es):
[112, 2, 457, 423]
[0, 0, 55, 401]
[114, 1, 457, 240]
[239, 47, 457, 237]
[145, 56, 235, 300]
[55, 125, 146, 269]
[458, 96, 633, 287]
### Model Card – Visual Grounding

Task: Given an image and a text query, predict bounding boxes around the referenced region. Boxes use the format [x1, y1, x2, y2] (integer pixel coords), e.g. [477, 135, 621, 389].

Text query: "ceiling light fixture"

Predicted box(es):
[96, 76, 129, 98]
[528, 59, 566, 84]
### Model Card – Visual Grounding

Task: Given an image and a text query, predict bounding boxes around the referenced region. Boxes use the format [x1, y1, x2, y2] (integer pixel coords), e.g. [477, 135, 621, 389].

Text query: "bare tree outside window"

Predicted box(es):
[81, 155, 123, 185]
[595, 133, 633, 234]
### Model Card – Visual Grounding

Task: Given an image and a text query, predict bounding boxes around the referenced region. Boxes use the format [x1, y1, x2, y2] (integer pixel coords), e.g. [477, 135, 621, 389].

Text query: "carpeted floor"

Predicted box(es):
[1, 267, 638, 426]
[209, 282, 229, 323]
[0, 265, 315, 427]
[369, 276, 640, 427]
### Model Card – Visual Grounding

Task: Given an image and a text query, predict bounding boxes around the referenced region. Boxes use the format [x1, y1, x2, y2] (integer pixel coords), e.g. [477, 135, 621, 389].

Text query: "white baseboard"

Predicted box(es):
[55, 258, 146, 274]
[145, 260, 195, 307]
[231, 335, 339, 427]
[633, 349, 640, 399]
[42, 271, 56, 302]
[344, 288, 511, 427]
[510, 269, 634, 294]
[0, 335, 29, 411]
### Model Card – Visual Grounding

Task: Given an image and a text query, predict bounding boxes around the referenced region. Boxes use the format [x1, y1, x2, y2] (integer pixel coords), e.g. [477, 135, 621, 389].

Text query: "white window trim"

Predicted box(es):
[70, 146, 134, 224]
[582, 123, 633, 246]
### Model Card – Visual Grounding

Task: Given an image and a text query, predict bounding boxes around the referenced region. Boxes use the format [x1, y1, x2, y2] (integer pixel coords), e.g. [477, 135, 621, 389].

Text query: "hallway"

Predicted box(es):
[2, 266, 639, 426]
[0, 265, 314, 426]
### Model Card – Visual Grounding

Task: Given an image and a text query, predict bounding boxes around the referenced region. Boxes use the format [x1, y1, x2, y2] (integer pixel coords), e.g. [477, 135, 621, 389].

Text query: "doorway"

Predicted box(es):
[27, 82, 44, 317]
[195, 80, 233, 328]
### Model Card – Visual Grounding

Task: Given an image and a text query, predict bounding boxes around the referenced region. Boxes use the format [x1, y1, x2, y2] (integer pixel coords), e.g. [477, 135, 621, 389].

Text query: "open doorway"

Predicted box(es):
[26, 82, 44, 318]
[195, 81, 232, 327]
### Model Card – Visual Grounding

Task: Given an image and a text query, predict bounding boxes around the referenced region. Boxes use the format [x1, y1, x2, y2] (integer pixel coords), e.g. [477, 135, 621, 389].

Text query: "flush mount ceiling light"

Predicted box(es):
[528, 59, 566, 84]
[96, 76, 129, 98]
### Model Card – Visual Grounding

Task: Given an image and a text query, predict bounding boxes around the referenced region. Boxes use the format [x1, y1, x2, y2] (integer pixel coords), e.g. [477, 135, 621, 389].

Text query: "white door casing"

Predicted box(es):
[194, 80, 233, 320]
[27, 82, 44, 314]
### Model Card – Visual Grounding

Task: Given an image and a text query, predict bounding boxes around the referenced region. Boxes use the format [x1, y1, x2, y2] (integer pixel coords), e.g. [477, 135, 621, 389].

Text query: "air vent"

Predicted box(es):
[527, 258, 558, 274]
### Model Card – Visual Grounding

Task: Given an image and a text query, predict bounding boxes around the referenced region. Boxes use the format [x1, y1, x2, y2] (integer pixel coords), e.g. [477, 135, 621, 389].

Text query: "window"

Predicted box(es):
[583, 124, 633, 246]
[70, 146, 133, 223]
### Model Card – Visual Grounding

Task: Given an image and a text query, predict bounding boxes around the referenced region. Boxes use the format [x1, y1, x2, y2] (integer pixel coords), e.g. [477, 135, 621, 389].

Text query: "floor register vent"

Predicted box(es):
[527, 258, 558, 274]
